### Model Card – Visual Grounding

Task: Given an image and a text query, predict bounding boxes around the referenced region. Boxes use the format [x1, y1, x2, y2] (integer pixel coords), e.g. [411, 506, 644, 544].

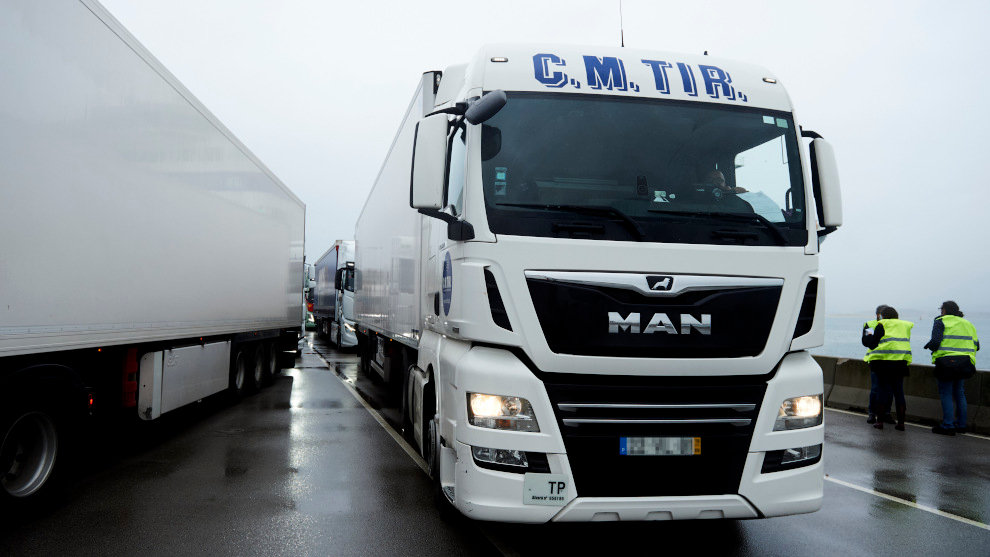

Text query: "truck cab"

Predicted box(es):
[359, 43, 841, 523]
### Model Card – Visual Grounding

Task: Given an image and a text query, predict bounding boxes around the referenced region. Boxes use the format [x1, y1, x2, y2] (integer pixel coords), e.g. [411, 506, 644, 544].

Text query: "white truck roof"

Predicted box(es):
[453, 44, 793, 112]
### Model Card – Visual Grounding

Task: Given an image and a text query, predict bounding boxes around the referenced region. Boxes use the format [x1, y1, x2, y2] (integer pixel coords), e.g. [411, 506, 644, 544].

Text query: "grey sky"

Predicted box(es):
[99, 0, 990, 315]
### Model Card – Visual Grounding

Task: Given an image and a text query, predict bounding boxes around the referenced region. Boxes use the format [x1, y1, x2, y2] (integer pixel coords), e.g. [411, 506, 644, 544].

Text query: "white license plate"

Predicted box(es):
[620, 436, 700, 456]
[523, 473, 568, 506]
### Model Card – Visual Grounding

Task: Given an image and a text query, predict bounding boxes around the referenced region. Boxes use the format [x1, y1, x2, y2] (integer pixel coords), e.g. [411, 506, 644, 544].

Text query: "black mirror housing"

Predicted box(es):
[465, 90, 507, 125]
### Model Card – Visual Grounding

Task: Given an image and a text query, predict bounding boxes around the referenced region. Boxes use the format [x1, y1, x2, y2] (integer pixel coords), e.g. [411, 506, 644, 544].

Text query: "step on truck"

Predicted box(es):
[354, 44, 842, 523]
[0, 0, 305, 505]
[313, 240, 357, 348]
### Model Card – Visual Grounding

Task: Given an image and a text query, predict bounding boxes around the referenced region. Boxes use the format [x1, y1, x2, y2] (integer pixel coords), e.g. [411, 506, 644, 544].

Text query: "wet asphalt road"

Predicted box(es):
[1, 333, 988, 556]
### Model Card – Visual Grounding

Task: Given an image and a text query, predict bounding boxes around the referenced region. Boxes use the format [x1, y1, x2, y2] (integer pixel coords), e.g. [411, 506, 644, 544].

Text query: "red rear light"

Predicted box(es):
[307, 302, 314, 312]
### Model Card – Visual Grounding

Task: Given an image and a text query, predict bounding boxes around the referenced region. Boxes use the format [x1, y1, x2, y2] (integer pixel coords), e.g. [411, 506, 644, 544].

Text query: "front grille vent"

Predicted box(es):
[484, 267, 512, 331]
[793, 278, 818, 338]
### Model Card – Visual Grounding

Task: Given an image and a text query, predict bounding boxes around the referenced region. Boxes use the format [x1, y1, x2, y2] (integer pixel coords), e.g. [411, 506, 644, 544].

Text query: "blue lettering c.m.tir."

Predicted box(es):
[583, 56, 629, 91]
[699, 65, 747, 101]
[641, 59, 673, 94]
[533, 53, 569, 88]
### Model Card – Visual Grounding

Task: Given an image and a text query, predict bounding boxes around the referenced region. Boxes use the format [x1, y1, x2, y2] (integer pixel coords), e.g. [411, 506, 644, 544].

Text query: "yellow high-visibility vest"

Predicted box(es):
[932, 315, 979, 365]
[864, 318, 913, 363]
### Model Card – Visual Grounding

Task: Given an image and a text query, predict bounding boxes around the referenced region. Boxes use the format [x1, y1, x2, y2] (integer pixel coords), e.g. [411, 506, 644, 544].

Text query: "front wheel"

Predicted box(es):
[1, 407, 59, 503]
[422, 384, 455, 516]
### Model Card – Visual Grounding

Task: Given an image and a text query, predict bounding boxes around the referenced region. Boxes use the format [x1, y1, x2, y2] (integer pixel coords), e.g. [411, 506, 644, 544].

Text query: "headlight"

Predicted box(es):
[467, 393, 539, 432]
[343, 322, 355, 332]
[773, 394, 823, 431]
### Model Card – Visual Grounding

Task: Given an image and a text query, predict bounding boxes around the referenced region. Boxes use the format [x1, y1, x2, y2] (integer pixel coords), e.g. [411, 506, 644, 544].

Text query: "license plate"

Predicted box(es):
[523, 473, 569, 506]
[620, 436, 700, 456]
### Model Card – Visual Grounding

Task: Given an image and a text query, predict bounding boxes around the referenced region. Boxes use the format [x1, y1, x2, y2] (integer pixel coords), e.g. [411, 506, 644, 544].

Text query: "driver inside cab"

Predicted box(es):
[703, 169, 753, 212]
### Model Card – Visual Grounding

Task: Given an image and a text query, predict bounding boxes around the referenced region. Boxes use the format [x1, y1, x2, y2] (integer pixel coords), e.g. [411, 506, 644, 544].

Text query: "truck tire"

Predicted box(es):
[250, 344, 265, 390]
[424, 394, 455, 518]
[400, 363, 415, 443]
[1, 405, 60, 505]
[358, 334, 372, 378]
[266, 342, 279, 379]
[229, 349, 248, 399]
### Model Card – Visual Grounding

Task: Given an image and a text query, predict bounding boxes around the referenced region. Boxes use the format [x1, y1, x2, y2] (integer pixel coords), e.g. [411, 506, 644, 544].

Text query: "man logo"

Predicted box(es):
[647, 275, 673, 291]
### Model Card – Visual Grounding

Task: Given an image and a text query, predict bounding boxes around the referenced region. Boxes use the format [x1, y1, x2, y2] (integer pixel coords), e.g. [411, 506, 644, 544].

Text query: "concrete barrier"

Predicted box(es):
[815, 355, 988, 435]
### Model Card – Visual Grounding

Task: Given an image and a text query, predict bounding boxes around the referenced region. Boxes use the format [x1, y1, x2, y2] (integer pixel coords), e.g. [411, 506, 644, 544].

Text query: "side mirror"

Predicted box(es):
[465, 90, 507, 125]
[410, 113, 449, 210]
[809, 138, 842, 232]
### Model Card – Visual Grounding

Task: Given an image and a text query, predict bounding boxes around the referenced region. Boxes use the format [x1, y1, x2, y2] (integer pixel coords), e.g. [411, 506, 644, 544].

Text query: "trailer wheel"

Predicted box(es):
[1, 407, 59, 502]
[266, 342, 279, 379]
[251, 344, 265, 389]
[230, 349, 248, 399]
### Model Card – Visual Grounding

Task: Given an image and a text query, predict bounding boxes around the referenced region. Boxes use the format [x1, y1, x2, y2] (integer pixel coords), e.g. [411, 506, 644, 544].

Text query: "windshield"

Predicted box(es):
[481, 93, 808, 246]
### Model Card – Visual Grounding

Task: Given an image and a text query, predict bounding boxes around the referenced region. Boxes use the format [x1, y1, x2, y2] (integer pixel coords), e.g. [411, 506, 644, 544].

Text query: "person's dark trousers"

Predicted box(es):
[868, 368, 894, 422]
[936, 378, 967, 430]
[874, 371, 907, 430]
[869, 371, 879, 416]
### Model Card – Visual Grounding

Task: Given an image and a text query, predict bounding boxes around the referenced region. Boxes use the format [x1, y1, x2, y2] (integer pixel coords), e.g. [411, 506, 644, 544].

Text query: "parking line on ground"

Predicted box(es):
[824, 475, 990, 531]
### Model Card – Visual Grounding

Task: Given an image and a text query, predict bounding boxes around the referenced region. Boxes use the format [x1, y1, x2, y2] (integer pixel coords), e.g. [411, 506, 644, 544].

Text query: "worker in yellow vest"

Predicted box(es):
[924, 301, 980, 435]
[862, 305, 912, 430]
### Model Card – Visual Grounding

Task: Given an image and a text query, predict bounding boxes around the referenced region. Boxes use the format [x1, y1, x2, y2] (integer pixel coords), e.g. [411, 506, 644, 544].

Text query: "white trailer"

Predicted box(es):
[313, 240, 357, 348]
[0, 0, 305, 504]
[355, 44, 843, 523]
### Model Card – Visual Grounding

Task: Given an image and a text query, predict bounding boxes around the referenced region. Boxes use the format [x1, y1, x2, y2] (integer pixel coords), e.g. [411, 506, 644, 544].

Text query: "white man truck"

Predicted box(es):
[314, 240, 357, 348]
[354, 44, 842, 523]
[0, 0, 305, 505]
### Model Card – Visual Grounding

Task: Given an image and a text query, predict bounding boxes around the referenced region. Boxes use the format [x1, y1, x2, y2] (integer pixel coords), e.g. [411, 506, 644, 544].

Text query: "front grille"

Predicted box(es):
[527, 278, 781, 358]
[544, 373, 767, 497]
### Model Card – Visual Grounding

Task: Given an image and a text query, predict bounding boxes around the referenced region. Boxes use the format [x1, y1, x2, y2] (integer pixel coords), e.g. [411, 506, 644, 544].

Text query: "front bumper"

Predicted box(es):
[445, 347, 824, 523]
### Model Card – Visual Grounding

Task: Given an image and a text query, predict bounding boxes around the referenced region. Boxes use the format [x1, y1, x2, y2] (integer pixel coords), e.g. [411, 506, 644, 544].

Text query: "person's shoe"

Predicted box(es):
[873, 421, 884, 430]
[932, 425, 956, 436]
[882, 414, 897, 424]
[866, 414, 877, 424]
[895, 408, 906, 431]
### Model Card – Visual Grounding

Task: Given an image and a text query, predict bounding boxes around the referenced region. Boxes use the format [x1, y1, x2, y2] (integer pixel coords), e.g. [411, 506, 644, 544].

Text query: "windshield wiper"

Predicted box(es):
[496, 203, 645, 241]
[647, 208, 788, 246]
